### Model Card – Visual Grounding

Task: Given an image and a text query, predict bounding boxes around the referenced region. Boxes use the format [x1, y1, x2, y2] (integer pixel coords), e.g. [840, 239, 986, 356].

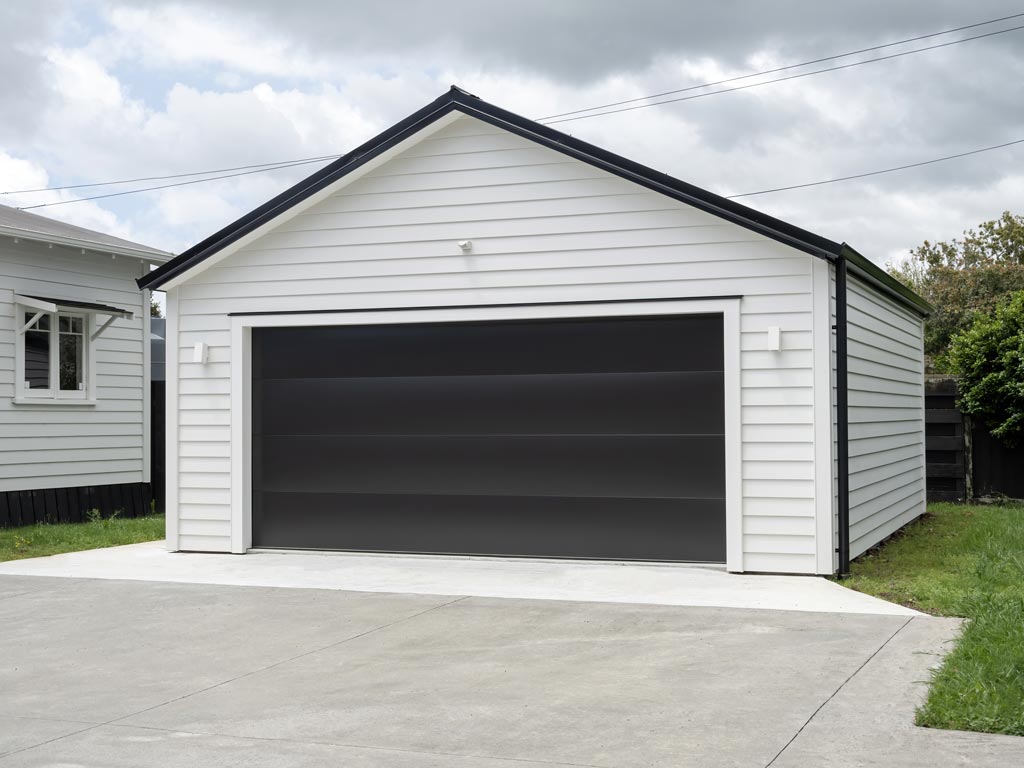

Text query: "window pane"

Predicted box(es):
[25, 330, 50, 389]
[59, 332, 83, 391]
[24, 312, 50, 331]
[59, 315, 70, 332]
[71, 316, 83, 334]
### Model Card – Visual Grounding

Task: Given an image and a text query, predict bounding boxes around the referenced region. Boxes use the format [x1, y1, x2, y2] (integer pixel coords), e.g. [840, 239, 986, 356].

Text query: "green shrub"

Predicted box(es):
[948, 291, 1024, 446]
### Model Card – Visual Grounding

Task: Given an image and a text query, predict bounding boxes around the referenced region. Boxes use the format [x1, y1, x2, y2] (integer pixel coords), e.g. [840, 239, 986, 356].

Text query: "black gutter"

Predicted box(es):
[840, 244, 931, 316]
[835, 256, 851, 577]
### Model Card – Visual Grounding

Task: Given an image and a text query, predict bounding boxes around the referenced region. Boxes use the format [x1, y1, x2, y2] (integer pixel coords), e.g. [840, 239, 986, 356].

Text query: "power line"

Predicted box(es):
[20, 135, 1023, 212]
[2, 154, 342, 195]
[17, 156, 335, 210]
[727, 138, 1024, 198]
[540, 22, 1024, 124]
[537, 12, 1024, 120]
[6, 14, 1019, 200]
[9, 15, 1022, 209]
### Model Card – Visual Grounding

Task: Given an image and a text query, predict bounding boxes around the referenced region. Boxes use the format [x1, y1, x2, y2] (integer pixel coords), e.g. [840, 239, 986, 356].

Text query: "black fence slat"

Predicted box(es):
[11, 492, 24, 527]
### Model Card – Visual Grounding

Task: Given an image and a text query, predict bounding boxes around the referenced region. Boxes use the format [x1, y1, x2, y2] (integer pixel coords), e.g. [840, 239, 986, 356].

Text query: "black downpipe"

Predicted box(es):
[835, 257, 851, 577]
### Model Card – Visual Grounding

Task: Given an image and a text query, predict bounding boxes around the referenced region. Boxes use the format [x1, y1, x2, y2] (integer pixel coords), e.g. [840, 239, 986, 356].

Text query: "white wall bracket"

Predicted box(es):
[18, 311, 44, 335]
[90, 315, 118, 341]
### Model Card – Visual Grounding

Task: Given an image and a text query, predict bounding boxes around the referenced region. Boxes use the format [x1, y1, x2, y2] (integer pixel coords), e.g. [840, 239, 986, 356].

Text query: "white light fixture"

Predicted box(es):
[766, 326, 781, 351]
[193, 341, 209, 364]
[457, 240, 473, 252]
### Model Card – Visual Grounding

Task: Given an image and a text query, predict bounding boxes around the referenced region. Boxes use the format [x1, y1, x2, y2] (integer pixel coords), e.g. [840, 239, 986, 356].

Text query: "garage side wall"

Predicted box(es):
[168, 115, 824, 572]
[844, 276, 926, 558]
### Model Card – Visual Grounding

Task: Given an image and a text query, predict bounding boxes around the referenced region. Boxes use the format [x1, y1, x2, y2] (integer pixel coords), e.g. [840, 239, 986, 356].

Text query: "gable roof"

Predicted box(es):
[0, 203, 171, 261]
[137, 86, 928, 315]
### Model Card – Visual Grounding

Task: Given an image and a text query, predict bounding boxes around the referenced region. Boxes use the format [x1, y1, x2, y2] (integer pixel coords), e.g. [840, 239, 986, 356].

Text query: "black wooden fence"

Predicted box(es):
[0, 483, 152, 527]
[151, 380, 166, 514]
[925, 376, 1024, 501]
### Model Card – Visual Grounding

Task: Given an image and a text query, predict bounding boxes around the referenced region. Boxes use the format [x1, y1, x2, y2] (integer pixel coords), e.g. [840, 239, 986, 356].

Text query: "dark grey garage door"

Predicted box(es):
[252, 313, 725, 561]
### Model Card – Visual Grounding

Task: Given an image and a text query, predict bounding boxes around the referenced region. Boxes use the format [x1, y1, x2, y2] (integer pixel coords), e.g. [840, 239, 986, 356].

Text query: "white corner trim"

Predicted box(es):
[229, 297, 745, 570]
[164, 288, 180, 552]
[812, 259, 836, 575]
[157, 111, 465, 291]
[229, 321, 251, 554]
[721, 300, 743, 573]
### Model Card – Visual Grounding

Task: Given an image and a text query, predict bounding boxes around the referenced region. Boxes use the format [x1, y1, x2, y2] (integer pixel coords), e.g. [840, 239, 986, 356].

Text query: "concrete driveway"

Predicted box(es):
[0, 571, 1020, 766]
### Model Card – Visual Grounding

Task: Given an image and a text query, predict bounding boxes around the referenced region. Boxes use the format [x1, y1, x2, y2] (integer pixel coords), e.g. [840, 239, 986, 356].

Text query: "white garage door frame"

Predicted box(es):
[228, 298, 743, 570]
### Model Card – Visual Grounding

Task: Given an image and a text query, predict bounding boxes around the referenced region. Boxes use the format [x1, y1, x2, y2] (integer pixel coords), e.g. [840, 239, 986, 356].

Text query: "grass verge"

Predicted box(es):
[0, 514, 165, 563]
[844, 502, 1024, 736]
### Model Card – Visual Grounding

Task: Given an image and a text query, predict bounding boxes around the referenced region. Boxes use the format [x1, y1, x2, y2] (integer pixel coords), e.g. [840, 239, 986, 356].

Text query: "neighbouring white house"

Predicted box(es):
[0, 204, 171, 524]
[140, 87, 930, 575]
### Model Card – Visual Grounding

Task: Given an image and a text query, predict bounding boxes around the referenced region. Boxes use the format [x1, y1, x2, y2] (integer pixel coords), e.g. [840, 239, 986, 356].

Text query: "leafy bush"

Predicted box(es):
[948, 291, 1024, 446]
[890, 211, 1024, 364]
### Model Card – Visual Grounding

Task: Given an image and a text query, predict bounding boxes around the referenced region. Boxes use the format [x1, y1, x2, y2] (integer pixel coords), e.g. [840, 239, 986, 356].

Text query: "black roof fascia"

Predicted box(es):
[138, 85, 929, 316]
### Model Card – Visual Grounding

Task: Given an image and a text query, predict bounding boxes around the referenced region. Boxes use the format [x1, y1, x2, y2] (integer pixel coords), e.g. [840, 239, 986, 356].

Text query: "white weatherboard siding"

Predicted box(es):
[0, 240, 147, 493]
[172, 115, 824, 571]
[845, 276, 926, 557]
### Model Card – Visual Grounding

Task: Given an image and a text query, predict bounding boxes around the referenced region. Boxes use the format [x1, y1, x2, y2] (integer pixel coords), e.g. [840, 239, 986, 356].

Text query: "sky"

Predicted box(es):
[1, 0, 1023, 271]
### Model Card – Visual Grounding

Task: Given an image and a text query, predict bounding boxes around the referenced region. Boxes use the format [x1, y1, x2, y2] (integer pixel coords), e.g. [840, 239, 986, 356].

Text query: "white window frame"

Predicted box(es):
[226, 299, 743, 570]
[14, 305, 98, 406]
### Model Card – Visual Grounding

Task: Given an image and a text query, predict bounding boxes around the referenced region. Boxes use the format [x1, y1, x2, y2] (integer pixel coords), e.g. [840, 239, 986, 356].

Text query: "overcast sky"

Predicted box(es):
[2, 1, 1023, 269]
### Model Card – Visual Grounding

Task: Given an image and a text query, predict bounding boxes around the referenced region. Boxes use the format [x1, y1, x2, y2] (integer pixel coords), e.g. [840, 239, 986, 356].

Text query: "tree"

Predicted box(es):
[948, 291, 1024, 447]
[150, 294, 163, 318]
[889, 211, 1024, 364]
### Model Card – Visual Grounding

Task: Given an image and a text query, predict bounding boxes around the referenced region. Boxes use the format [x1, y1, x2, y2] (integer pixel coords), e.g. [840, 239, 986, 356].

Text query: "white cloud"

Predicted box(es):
[0, 0, 1020, 267]
[0, 152, 134, 239]
[95, 3, 337, 80]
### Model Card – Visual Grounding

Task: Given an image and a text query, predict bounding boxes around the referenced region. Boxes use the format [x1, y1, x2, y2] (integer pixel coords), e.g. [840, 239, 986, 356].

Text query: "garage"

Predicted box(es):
[251, 313, 726, 561]
[143, 88, 930, 574]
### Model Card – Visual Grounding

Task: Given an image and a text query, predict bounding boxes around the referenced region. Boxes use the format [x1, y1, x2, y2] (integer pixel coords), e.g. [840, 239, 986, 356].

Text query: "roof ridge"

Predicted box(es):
[136, 87, 927, 314]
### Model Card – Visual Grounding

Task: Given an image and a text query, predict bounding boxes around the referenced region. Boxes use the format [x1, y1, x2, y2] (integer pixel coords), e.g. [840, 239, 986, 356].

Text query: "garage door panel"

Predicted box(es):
[253, 492, 727, 562]
[256, 371, 724, 436]
[254, 314, 723, 379]
[255, 434, 725, 499]
[252, 313, 727, 562]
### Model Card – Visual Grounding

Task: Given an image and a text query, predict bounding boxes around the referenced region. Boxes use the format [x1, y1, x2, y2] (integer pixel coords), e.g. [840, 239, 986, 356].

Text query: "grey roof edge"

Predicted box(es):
[0, 204, 172, 261]
[137, 86, 929, 316]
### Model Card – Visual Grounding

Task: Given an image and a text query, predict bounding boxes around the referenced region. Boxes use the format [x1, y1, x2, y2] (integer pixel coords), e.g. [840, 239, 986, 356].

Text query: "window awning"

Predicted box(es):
[15, 294, 134, 320]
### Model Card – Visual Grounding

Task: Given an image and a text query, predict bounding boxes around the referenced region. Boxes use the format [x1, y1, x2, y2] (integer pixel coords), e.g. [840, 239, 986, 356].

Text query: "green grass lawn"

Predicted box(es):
[845, 502, 1024, 736]
[0, 514, 165, 563]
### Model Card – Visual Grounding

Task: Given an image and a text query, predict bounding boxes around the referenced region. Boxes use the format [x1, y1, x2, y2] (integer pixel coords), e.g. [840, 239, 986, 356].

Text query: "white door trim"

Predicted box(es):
[229, 298, 744, 570]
